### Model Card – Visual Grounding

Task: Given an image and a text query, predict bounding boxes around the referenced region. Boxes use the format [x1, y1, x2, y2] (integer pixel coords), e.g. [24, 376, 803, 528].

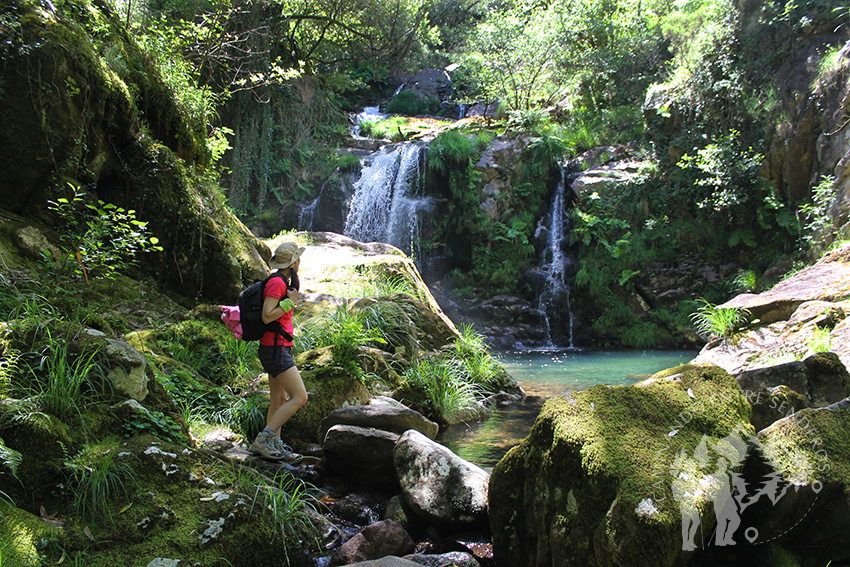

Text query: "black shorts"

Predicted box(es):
[258, 344, 296, 377]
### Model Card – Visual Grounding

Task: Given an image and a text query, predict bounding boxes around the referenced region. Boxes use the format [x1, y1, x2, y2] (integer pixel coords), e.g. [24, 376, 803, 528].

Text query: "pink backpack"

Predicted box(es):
[220, 305, 243, 339]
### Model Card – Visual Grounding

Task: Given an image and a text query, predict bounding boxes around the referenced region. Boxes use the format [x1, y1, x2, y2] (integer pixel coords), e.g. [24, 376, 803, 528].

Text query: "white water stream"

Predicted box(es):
[343, 142, 431, 261]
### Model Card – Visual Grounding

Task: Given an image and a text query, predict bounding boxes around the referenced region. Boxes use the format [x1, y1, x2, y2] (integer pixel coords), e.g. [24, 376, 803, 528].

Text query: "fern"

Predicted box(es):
[0, 438, 22, 479]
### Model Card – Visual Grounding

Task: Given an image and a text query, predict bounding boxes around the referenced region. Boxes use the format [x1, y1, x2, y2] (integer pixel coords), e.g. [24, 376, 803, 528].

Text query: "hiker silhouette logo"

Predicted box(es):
[669, 424, 823, 551]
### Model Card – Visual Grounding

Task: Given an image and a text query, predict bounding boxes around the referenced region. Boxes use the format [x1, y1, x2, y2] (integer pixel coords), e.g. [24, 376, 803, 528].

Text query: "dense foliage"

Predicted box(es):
[4, 0, 847, 345]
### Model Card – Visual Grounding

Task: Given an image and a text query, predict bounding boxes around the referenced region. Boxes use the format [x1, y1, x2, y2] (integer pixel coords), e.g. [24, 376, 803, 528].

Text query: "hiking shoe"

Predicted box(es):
[271, 437, 302, 464]
[249, 431, 287, 461]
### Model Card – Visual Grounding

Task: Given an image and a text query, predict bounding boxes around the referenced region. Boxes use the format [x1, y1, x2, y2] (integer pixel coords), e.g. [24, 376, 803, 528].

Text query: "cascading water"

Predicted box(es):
[298, 182, 324, 231]
[344, 142, 431, 261]
[537, 169, 574, 347]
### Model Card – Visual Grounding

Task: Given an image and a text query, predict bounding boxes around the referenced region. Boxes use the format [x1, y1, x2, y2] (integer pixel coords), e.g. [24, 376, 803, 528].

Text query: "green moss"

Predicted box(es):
[51, 434, 303, 567]
[491, 364, 753, 567]
[280, 364, 370, 443]
[759, 402, 850, 485]
[0, 503, 60, 564]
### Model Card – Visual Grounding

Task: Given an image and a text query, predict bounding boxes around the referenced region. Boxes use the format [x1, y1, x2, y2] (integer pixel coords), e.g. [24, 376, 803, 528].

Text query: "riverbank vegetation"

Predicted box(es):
[5, 0, 843, 347]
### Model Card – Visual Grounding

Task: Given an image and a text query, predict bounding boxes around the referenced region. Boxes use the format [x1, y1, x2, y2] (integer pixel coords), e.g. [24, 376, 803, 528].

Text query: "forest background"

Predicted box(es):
[59, 0, 847, 348]
[4, 0, 848, 348]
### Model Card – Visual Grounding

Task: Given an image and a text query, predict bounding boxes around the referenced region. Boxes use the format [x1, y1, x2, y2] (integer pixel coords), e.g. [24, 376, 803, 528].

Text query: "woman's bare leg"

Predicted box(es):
[267, 365, 308, 433]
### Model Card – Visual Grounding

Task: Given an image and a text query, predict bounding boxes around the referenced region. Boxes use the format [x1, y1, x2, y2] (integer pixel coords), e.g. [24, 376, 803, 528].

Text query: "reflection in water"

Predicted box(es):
[437, 350, 696, 470]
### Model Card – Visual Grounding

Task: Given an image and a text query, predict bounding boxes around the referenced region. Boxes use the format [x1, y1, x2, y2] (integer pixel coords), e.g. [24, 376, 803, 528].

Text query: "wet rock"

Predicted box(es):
[403, 551, 480, 567]
[330, 519, 415, 566]
[319, 404, 439, 441]
[328, 493, 383, 527]
[393, 430, 490, 529]
[405, 68, 453, 100]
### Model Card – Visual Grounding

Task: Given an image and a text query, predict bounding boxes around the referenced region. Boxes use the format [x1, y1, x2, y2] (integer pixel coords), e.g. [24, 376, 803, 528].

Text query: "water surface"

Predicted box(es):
[438, 349, 696, 469]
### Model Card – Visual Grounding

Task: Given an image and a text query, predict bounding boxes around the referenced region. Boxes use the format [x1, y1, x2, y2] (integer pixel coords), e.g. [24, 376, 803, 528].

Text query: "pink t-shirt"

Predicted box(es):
[260, 275, 294, 346]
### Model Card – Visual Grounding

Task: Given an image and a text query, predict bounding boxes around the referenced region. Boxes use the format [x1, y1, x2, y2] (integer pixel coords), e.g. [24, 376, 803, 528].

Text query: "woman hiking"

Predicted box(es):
[248, 241, 307, 462]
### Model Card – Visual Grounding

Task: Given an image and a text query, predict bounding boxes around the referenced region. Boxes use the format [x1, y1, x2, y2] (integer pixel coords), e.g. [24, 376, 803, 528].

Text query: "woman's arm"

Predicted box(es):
[262, 295, 297, 324]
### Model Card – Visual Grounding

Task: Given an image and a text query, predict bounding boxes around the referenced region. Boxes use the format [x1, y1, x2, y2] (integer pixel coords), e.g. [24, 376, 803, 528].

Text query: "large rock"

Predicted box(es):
[693, 244, 850, 374]
[741, 399, 850, 567]
[567, 146, 648, 199]
[319, 404, 439, 442]
[323, 424, 400, 489]
[0, 1, 267, 302]
[736, 352, 850, 430]
[296, 232, 459, 353]
[104, 337, 150, 401]
[393, 430, 490, 529]
[489, 365, 753, 567]
[281, 355, 371, 443]
[330, 519, 415, 566]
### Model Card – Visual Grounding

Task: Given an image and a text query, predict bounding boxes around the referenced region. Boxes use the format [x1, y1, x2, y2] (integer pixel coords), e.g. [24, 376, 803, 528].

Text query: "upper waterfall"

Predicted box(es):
[344, 141, 431, 261]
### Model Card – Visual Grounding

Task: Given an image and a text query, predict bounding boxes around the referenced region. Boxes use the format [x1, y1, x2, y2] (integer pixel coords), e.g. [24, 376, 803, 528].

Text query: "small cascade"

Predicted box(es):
[351, 106, 387, 137]
[344, 142, 431, 261]
[298, 187, 322, 232]
[537, 169, 574, 347]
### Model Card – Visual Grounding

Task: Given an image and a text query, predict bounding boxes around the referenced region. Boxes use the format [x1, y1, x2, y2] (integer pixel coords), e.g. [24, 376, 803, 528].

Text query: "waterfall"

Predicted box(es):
[298, 182, 324, 231]
[351, 106, 387, 137]
[344, 142, 431, 261]
[538, 169, 574, 347]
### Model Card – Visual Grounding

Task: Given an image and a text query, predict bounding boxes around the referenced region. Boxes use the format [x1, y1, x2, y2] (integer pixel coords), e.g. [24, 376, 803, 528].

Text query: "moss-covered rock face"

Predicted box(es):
[490, 364, 753, 567]
[47, 434, 307, 567]
[745, 400, 850, 567]
[0, 0, 268, 303]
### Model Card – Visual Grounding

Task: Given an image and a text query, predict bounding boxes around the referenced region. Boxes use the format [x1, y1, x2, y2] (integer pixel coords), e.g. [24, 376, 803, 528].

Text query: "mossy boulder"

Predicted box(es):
[741, 399, 850, 567]
[0, 412, 70, 511]
[735, 352, 850, 431]
[0, 504, 61, 564]
[489, 364, 753, 567]
[281, 354, 371, 444]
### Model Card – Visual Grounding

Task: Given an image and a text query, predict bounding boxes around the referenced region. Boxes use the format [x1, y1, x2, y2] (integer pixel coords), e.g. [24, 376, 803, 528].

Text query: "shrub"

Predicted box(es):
[386, 90, 439, 115]
[403, 357, 482, 422]
[48, 185, 163, 282]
